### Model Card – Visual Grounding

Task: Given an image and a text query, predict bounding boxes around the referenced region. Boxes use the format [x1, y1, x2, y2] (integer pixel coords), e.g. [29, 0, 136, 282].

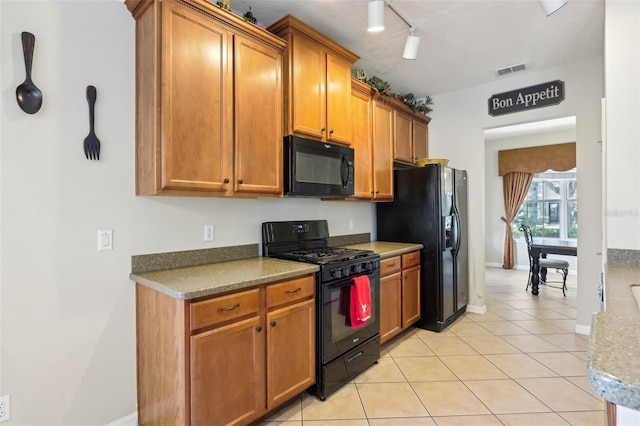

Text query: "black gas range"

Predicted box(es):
[262, 220, 381, 400]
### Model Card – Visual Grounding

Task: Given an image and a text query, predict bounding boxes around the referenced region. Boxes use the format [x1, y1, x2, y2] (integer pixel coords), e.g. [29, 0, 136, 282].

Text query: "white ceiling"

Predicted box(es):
[229, 0, 604, 97]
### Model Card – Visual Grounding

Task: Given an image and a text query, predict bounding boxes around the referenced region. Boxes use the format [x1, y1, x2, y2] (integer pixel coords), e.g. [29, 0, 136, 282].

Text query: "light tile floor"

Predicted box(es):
[257, 267, 604, 426]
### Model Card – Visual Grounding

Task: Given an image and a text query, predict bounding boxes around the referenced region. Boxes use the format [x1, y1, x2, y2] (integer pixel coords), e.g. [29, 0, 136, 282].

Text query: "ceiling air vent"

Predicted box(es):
[496, 63, 527, 76]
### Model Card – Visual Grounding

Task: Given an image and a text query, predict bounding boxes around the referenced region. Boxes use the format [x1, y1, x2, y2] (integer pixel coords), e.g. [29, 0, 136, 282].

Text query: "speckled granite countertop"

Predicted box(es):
[341, 241, 423, 258]
[588, 263, 640, 410]
[129, 237, 417, 301]
[130, 258, 318, 300]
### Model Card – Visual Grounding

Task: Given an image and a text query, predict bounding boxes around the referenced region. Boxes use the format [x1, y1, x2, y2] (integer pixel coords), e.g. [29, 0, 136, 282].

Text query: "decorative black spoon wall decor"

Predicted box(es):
[83, 86, 101, 160]
[16, 32, 43, 114]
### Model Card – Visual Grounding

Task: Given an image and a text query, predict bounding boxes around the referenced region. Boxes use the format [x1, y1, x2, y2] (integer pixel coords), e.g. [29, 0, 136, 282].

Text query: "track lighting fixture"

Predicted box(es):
[368, 0, 385, 32]
[402, 28, 420, 60]
[368, 0, 421, 59]
[539, 0, 567, 16]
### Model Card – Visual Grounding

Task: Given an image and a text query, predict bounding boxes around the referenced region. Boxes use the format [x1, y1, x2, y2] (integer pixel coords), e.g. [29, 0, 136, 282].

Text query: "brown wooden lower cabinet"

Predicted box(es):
[136, 274, 316, 426]
[379, 251, 421, 344]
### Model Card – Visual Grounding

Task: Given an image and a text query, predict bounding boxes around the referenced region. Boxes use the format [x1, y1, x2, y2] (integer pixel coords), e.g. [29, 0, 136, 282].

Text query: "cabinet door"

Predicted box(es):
[401, 265, 421, 328]
[162, 2, 232, 193]
[234, 34, 283, 195]
[351, 89, 373, 199]
[326, 54, 352, 144]
[266, 298, 315, 409]
[413, 119, 428, 162]
[394, 110, 414, 164]
[380, 272, 402, 344]
[372, 101, 394, 200]
[291, 35, 326, 139]
[191, 316, 264, 426]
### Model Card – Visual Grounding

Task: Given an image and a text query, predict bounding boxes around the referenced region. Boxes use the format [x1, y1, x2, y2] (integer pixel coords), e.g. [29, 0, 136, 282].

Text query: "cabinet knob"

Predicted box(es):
[321, 128, 326, 132]
[375, 191, 380, 194]
[270, 320, 277, 327]
[255, 326, 262, 332]
[237, 179, 243, 184]
[329, 129, 334, 135]
[223, 178, 229, 184]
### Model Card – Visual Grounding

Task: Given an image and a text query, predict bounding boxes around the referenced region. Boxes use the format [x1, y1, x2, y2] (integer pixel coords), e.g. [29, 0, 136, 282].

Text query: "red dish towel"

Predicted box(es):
[350, 275, 371, 329]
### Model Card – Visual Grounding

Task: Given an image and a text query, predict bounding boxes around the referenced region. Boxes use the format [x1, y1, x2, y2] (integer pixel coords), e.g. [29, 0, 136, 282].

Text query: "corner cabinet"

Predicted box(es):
[268, 15, 359, 145]
[135, 274, 315, 426]
[379, 251, 421, 344]
[125, 0, 285, 197]
[383, 97, 431, 166]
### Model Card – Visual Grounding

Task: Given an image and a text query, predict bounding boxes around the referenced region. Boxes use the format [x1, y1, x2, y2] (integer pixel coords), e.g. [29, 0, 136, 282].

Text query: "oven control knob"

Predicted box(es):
[342, 267, 350, 277]
[331, 268, 342, 279]
[351, 264, 361, 274]
[363, 261, 372, 271]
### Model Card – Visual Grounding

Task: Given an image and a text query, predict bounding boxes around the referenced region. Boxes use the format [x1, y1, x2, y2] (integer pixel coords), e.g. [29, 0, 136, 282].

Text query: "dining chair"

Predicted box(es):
[519, 224, 569, 296]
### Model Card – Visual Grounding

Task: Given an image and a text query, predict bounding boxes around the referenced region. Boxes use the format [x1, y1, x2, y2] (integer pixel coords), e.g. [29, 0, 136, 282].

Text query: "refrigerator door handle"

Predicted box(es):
[453, 209, 462, 253]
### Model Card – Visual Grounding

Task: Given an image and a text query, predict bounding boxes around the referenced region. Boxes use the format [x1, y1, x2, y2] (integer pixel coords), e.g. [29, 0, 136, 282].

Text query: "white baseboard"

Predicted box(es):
[574, 324, 591, 336]
[485, 262, 503, 268]
[466, 304, 487, 314]
[105, 412, 137, 426]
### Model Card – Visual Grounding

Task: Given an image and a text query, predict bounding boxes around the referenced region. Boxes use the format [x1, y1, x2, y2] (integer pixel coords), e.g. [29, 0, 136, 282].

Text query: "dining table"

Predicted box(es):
[529, 239, 577, 295]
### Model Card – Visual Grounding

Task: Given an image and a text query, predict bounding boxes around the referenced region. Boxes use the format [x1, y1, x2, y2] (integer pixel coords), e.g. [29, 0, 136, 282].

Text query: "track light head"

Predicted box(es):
[402, 28, 420, 60]
[368, 0, 385, 32]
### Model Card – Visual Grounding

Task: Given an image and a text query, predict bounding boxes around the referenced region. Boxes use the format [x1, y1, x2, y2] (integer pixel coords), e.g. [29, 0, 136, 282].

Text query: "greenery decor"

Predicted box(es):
[400, 93, 434, 114]
[243, 7, 257, 24]
[355, 68, 433, 115]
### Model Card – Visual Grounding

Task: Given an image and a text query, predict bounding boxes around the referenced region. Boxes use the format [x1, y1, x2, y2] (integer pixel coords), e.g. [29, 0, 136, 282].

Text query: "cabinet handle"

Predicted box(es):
[237, 178, 243, 184]
[321, 127, 326, 132]
[388, 263, 397, 267]
[375, 191, 380, 194]
[223, 178, 229, 184]
[217, 303, 240, 312]
[270, 320, 277, 327]
[255, 326, 262, 332]
[285, 287, 302, 294]
[404, 275, 408, 279]
[329, 129, 334, 135]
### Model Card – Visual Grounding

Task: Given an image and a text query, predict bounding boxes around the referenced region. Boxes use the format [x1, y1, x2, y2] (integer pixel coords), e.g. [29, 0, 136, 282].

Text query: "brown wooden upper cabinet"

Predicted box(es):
[385, 97, 431, 166]
[350, 78, 393, 201]
[125, 0, 286, 197]
[268, 15, 360, 145]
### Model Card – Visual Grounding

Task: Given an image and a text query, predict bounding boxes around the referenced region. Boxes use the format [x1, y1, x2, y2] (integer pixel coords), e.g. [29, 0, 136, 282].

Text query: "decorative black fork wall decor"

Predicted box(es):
[83, 85, 101, 160]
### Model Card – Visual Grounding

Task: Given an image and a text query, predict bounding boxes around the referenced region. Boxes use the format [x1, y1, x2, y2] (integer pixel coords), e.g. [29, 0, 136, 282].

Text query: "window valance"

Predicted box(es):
[498, 142, 576, 176]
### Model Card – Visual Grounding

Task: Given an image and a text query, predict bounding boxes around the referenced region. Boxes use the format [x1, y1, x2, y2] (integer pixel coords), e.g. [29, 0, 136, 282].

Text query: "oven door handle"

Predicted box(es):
[347, 351, 364, 363]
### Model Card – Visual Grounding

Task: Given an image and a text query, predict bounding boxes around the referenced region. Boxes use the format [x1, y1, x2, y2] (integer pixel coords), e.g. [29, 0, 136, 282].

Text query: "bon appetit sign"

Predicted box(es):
[488, 80, 565, 116]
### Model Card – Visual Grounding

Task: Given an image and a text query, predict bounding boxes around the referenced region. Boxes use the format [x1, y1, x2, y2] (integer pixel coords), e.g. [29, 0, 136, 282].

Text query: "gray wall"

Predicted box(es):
[429, 56, 603, 328]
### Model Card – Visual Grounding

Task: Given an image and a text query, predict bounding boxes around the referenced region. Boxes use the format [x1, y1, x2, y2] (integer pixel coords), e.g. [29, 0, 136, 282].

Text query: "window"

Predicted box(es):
[512, 169, 577, 240]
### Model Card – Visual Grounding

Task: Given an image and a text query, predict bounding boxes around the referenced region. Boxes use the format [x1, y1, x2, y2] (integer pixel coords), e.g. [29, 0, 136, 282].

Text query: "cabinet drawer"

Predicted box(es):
[380, 256, 401, 276]
[402, 251, 420, 268]
[267, 275, 315, 309]
[190, 288, 260, 331]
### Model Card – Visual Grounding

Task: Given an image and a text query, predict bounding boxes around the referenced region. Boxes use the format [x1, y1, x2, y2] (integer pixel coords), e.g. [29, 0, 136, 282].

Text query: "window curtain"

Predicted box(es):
[501, 171, 534, 269]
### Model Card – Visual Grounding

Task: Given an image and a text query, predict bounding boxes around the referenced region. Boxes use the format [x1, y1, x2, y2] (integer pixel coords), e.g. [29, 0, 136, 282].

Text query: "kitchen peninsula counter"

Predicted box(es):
[588, 262, 640, 410]
[341, 241, 423, 258]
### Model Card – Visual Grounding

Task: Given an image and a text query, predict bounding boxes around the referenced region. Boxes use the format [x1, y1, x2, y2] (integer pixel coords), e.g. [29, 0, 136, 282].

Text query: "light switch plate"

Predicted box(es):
[97, 230, 113, 251]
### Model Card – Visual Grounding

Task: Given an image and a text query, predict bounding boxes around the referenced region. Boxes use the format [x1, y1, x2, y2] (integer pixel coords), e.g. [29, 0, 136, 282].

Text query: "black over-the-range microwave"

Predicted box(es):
[284, 135, 355, 198]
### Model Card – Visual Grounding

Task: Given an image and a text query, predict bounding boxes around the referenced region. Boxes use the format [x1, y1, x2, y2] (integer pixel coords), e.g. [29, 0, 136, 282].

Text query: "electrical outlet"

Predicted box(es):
[349, 219, 355, 230]
[204, 225, 215, 242]
[0, 394, 11, 422]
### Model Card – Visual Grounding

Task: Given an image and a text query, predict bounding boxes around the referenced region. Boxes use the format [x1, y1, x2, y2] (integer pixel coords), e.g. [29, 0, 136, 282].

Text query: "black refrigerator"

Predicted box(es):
[377, 164, 468, 332]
